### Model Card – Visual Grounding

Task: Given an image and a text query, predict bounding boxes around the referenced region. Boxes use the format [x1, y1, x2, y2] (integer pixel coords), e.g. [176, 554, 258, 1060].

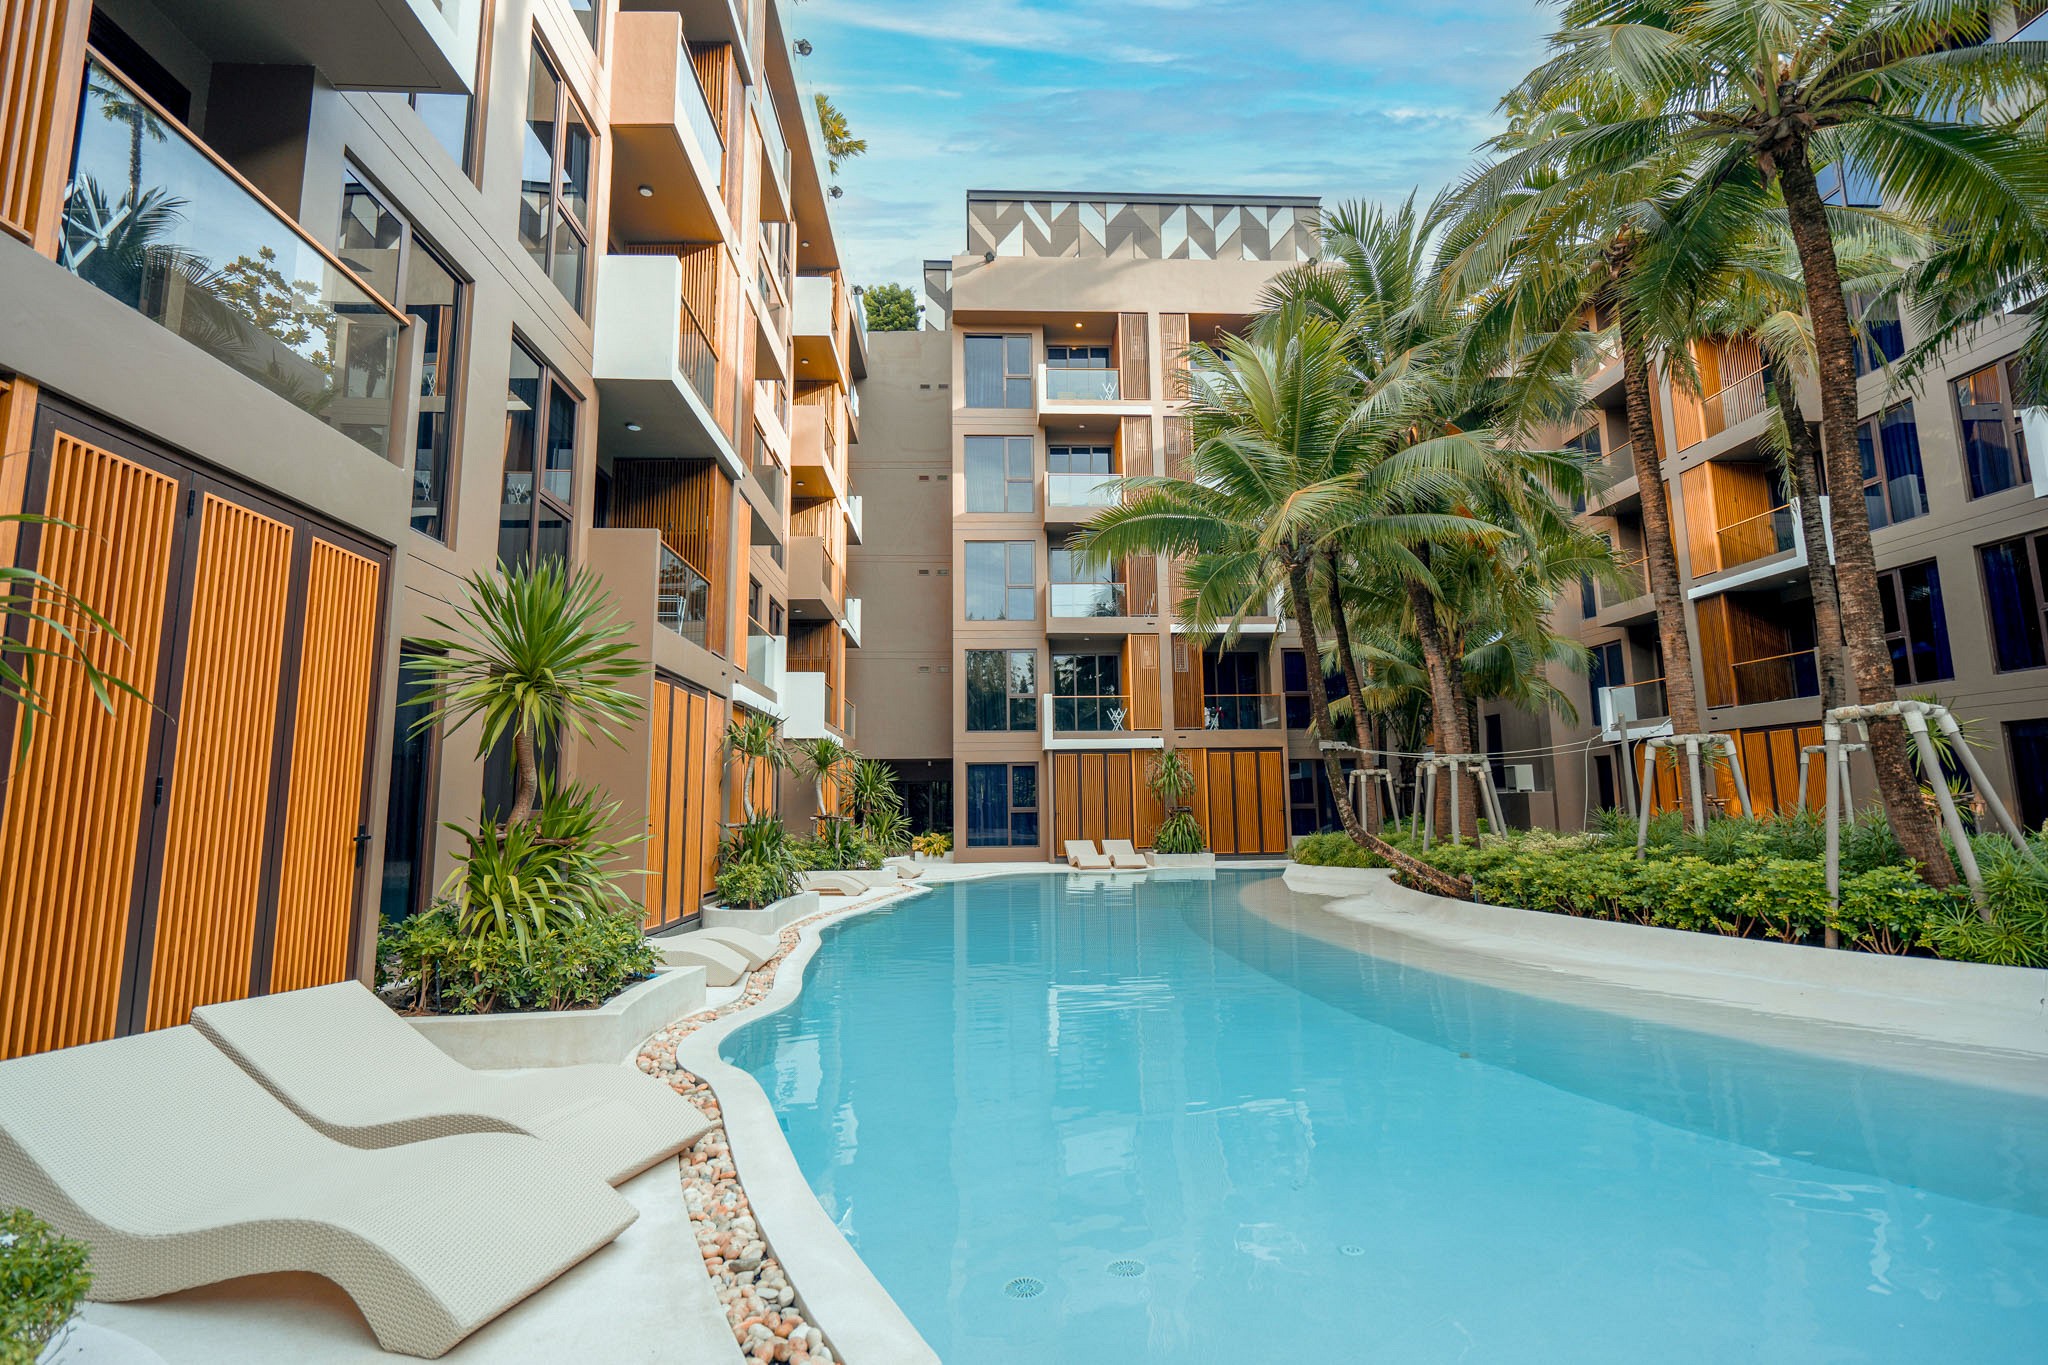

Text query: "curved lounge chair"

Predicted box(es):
[1099, 839, 1154, 871]
[0, 1027, 635, 1359]
[1064, 840, 1113, 871]
[192, 983, 710, 1185]
[693, 926, 780, 968]
[800, 870, 870, 897]
[657, 935, 751, 987]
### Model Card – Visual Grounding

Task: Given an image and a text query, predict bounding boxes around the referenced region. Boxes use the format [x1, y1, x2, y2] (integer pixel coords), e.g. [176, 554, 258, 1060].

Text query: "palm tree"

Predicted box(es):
[788, 735, 854, 825]
[410, 561, 644, 827]
[1517, 0, 2048, 881]
[722, 710, 788, 822]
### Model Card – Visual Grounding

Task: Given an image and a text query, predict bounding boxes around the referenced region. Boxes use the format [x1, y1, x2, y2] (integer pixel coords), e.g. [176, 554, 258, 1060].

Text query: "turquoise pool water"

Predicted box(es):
[720, 871, 2048, 1362]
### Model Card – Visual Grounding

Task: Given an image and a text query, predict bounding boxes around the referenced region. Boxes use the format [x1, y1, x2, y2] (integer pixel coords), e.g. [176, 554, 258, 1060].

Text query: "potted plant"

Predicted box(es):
[1147, 751, 1212, 865]
[911, 830, 953, 863]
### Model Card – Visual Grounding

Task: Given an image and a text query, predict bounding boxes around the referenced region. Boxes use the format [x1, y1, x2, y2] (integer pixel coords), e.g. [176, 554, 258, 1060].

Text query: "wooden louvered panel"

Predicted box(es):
[0, 0, 87, 245]
[1158, 314, 1190, 399]
[1079, 753, 1106, 835]
[1117, 313, 1150, 401]
[1257, 750, 1287, 853]
[1232, 752, 1260, 852]
[0, 377, 34, 563]
[1104, 753, 1134, 843]
[1163, 415, 1190, 478]
[661, 685, 687, 923]
[679, 689, 706, 915]
[696, 694, 725, 909]
[1132, 757, 1164, 849]
[1126, 635, 1161, 731]
[644, 684, 673, 928]
[268, 540, 381, 993]
[613, 460, 732, 657]
[1207, 751, 1237, 854]
[143, 496, 293, 1030]
[0, 434, 178, 1058]
[1120, 415, 1151, 477]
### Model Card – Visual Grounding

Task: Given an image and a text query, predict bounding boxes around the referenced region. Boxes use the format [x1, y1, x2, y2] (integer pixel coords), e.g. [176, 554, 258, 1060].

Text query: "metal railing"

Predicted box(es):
[1730, 649, 1820, 706]
[678, 281, 718, 410]
[1200, 693, 1284, 730]
[1044, 367, 1122, 401]
[1698, 366, 1768, 445]
[1048, 582, 1126, 617]
[1597, 555, 1650, 610]
[1047, 472, 1120, 508]
[657, 542, 711, 647]
[679, 42, 724, 187]
[1713, 502, 1797, 571]
[64, 56, 406, 459]
[1050, 693, 1146, 733]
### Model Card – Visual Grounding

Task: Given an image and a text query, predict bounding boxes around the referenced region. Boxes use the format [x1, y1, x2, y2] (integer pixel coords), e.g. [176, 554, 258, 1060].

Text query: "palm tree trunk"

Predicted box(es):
[1614, 245, 1704, 746]
[1407, 580, 1478, 840]
[1775, 377, 1849, 715]
[1776, 150, 1956, 887]
[1293, 558, 1468, 895]
[1321, 555, 1379, 831]
[510, 728, 538, 827]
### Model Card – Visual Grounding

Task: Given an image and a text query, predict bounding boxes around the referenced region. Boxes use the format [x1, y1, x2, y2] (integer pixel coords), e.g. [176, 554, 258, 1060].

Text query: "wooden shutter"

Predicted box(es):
[1257, 750, 1287, 853]
[645, 682, 673, 928]
[1117, 313, 1149, 401]
[1120, 415, 1151, 477]
[0, 0, 89, 246]
[143, 496, 294, 1028]
[0, 433, 179, 1058]
[1158, 314, 1190, 399]
[1127, 635, 1161, 731]
[1104, 752, 1134, 843]
[268, 539, 383, 992]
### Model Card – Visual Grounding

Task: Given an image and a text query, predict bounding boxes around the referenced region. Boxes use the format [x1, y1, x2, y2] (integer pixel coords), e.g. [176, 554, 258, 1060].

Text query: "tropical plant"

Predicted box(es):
[1513, 0, 2048, 884]
[410, 560, 644, 827]
[862, 282, 919, 332]
[1145, 750, 1207, 853]
[0, 1207, 91, 1365]
[379, 900, 657, 1015]
[716, 817, 803, 907]
[723, 711, 789, 822]
[436, 783, 637, 952]
[863, 806, 911, 856]
[1153, 810, 1207, 855]
[787, 735, 854, 825]
[846, 756, 905, 825]
[813, 92, 866, 175]
[713, 859, 796, 911]
[911, 830, 952, 858]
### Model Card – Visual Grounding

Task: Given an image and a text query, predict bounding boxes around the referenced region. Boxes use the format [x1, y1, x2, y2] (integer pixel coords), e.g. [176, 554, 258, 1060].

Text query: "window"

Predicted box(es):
[1981, 531, 2048, 671]
[1818, 158, 1882, 207]
[1877, 561, 1953, 685]
[747, 577, 762, 624]
[964, 334, 1032, 408]
[1954, 358, 2032, 499]
[965, 435, 1034, 513]
[1856, 401, 1928, 530]
[1048, 444, 1112, 474]
[769, 601, 785, 633]
[966, 763, 1038, 847]
[567, 0, 600, 47]
[381, 645, 437, 922]
[336, 166, 465, 541]
[411, 91, 475, 172]
[965, 541, 1035, 620]
[501, 340, 579, 567]
[2007, 719, 2048, 831]
[1052, 652, 1123, 731]
[1589, 640, 1625, 721]
[1289, 759, 1350, 836]
[966, 649, 1036, 731]
[1851, 294, 1905, 376]
[1046, 344, 1110, 369]
[1283, 650, 1311, 729]
[520, 42, 594, 312]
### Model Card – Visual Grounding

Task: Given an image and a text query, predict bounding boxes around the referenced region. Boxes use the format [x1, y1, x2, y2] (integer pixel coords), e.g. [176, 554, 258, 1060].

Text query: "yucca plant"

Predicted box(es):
[410, 560, 644, 827]
[435, 781, 638, 953]
[846, 756, 904, 824]
[788, 735, 854, 824]
[723, 711, 789, 821]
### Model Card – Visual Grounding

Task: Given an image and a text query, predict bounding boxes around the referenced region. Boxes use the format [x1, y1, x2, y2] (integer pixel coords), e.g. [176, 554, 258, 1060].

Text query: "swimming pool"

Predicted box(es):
[721, 870, 2048, 1362]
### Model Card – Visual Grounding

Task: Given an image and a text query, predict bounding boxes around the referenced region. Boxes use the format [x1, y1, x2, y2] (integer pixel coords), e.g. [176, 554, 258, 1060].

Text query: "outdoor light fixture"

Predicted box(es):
[794, 38, 813, 55]
[983, 250, 996, 264]
[830, 186, 843, 199]
[625, 422, 642, 432]
[637, 184, 653, 197]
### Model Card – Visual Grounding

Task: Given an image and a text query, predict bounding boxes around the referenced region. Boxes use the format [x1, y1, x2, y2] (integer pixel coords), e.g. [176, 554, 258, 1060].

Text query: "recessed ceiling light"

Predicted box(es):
[625, 422, 643, 432]
[800, 358, 810, 365]
[1075, 322, 1084, 329]
[637, 184, 654, 198]
[801, 240, 811, 248]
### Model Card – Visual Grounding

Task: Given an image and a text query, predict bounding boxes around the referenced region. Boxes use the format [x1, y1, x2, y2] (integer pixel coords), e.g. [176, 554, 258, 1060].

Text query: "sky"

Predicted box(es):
[789, 0, 1561, 290]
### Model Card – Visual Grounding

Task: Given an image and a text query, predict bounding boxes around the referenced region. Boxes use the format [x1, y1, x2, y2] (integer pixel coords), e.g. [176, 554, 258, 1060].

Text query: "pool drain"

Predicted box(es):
[1004, 1276, 1047, 1300]
[1339, 1244, 1365, 1257]
[1107, 1259, 1146, 1277]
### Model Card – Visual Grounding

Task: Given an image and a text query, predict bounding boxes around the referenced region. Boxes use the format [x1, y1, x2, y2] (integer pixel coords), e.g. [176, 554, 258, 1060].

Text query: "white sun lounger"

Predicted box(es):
[800, 870, 870, 897]
[1064, 840, 1113, 871]
[0, 1026, 635, 1359]
[657, 934, 751, 987]
[693, 926, 780, 969]
[1099, 839, 1154, 870]
[192, 983, 710, 1185]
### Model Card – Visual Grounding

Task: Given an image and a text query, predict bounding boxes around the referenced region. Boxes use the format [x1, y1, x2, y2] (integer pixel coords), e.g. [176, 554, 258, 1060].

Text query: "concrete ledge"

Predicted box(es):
[675, 891, 943, 1365]
[1281, 863, 2048, 1062]
[702, 889, 821, 934]
[1153, 852, 1216, 869]
[406, 963, 708, 1069]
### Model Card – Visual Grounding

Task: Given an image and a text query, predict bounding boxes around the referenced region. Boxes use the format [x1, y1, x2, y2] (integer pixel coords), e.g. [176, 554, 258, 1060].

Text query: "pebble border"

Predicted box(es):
[634, 891, 915, 1365]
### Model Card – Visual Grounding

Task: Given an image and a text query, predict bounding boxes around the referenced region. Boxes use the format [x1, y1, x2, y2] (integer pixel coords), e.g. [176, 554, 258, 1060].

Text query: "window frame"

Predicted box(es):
[964, 540, 1037, 621]
[965, 648, 1037, 732]
[500, 335, 582, 568]
[1876, 559, 1954, 686]
[1952, 355, 2033, 500]
[382, 642, 441, 922]
[964, 333, 1033, 409]
[965, 761, 1039, 848]
[1979, 530, 2048, 673]
[520, 37, 597, 315]
[964, 434, 1036, 514]
[405, 0, 492, 182]
[1855, 399, 1929, 532]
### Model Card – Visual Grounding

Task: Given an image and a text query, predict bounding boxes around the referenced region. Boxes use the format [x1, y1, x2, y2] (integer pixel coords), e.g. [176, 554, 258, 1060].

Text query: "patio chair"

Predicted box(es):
[1064, 840, 1113, 871]
[191, 983, 710, 1186]
[800, 870, 869, 896]
[1099, 838, 1154, 870]
[656, 934, 750, 987]
[694, 927, 780, 969]
[0, 1026, 636, 1359]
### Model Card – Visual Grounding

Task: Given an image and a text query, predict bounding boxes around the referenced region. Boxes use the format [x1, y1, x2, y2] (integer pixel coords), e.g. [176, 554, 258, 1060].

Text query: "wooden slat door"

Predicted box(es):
[645, 678, 717, 931]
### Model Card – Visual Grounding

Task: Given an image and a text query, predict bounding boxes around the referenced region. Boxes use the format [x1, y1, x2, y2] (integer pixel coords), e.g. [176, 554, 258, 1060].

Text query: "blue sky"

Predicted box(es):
[791, 0, 1560, 289]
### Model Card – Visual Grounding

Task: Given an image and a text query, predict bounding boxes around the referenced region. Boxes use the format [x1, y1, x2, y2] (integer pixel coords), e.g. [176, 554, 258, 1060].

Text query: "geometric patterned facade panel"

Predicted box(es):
[967, 193, 1321, 263]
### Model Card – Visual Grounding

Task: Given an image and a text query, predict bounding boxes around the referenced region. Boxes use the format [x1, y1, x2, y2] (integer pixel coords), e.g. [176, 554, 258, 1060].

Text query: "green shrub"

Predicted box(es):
[795, 820, 882, 871]
[713, 859, 794, 910]
[380, 903, 658, 1015]
[1153, 810, 1207, 855]
[911, 831, 952, 858]
[438, 782, 637, 952]
[716, 818, 803, 906]
[863, 808, 911, 856]
[1290, 831, 1380, 867]
[1, 1208, 91, 1365]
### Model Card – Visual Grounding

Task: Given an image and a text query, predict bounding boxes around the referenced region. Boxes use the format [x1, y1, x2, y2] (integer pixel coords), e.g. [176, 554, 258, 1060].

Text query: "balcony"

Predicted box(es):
[143, 0, 475, 92]
[1679, 365, 1768, 453]
[1588, 440, 1641, 511]
[788, 396, 848, 501]
[793, 274, 849, 383]
[1042, 692, 1163, 751]
[1596, 678, 1669, 737]
[845, 494, 864, 545]
[743, 628, 785, 699]
[610, 11, 726, 244]
[754, 88, 792, 223]
[1038, 364, 1149, 422]
[1196, 694, 1284, 731]
[657, 542, 711, 649]
[1712, 503, 1798, 574]
[1729, 649, 1820, 707]
[593, 253, 744, 478]
[781, 670, 841, 741]
[1595, 555, 1654, 625]
[788, 533, 846, 620]
[1046, 473, 1121, 525]
[1048, 582, 1127, 620]
[845, 596, 862, 648]
[61, 58, 408, 460]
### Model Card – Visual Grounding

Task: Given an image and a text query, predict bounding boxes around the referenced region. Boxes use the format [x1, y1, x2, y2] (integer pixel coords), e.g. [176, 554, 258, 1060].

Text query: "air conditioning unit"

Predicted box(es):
[1498, 764, 1537, 794]
[1600, 684, 1638, 730]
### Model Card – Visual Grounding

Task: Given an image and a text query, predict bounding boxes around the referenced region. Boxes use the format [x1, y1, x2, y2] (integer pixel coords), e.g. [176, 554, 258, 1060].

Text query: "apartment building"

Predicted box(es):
[0, 0, 863, 1059]
[849, 191, 1317, 862]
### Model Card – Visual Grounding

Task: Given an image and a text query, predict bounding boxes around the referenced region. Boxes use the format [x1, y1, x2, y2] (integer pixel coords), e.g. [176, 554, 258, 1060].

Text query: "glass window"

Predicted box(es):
[966, 649, 1036, 731]
[521, 42, 594, 313]
[965, 541, 1035, 620]
[410, 92, 473, 172]
[567, 0, 600, 47]
[1877, 560, 1953, 686]
[1052, 653, 1124, 731]
[381, 645, 437, 922]
[1954, 358, 2033, 499]
[2007, 719, 2048, 831]
[502, 340, 578, 567]
[1851, 294, 1905, 376]
[1818, 158, 1882, 207]
[1855, 401, 1928, 530]
[1981, 533, 2048, 672]
[1589, 640, 1625, 721]
[1045, 344, 1110, 368]
[964, 435, 1034, 513]
[966, 762, 1038, 847]
[964, 333, 1032, 408]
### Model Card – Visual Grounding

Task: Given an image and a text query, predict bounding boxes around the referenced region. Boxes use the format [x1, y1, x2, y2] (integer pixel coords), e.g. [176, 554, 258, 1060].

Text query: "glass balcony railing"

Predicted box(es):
[1045, 367, 1121, 401]
[679, 47, 724, 189]
[1051, 694, 1146, 733]
[1713, 503, 1797, 571]
[1047, 472, 1120, 508]
[1049, 582, 1126, 617]
[1597, 677, 1668, 729]
[63, 57, 405, 459]
[1597, 556, 1650, 610]
[657, 542, 711, 647]
[1200, 694, 1283, 730]
[1731, 649, 1820, 706]
[757, 91, 790, 187]
[744, 629, 778, 690]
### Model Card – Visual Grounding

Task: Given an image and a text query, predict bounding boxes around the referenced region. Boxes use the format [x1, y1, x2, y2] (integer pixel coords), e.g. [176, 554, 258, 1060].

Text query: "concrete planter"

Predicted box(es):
[405, 962, 708, 1069]
[702, 888, 821, 935]
[1152, 852, 1217, 869]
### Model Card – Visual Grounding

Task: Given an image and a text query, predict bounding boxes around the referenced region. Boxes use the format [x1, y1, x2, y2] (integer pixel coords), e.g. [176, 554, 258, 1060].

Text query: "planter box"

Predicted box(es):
[1152, 852, 1216, 869]
[702, 888, 820, 935]
[405, 963, 707, 1069]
